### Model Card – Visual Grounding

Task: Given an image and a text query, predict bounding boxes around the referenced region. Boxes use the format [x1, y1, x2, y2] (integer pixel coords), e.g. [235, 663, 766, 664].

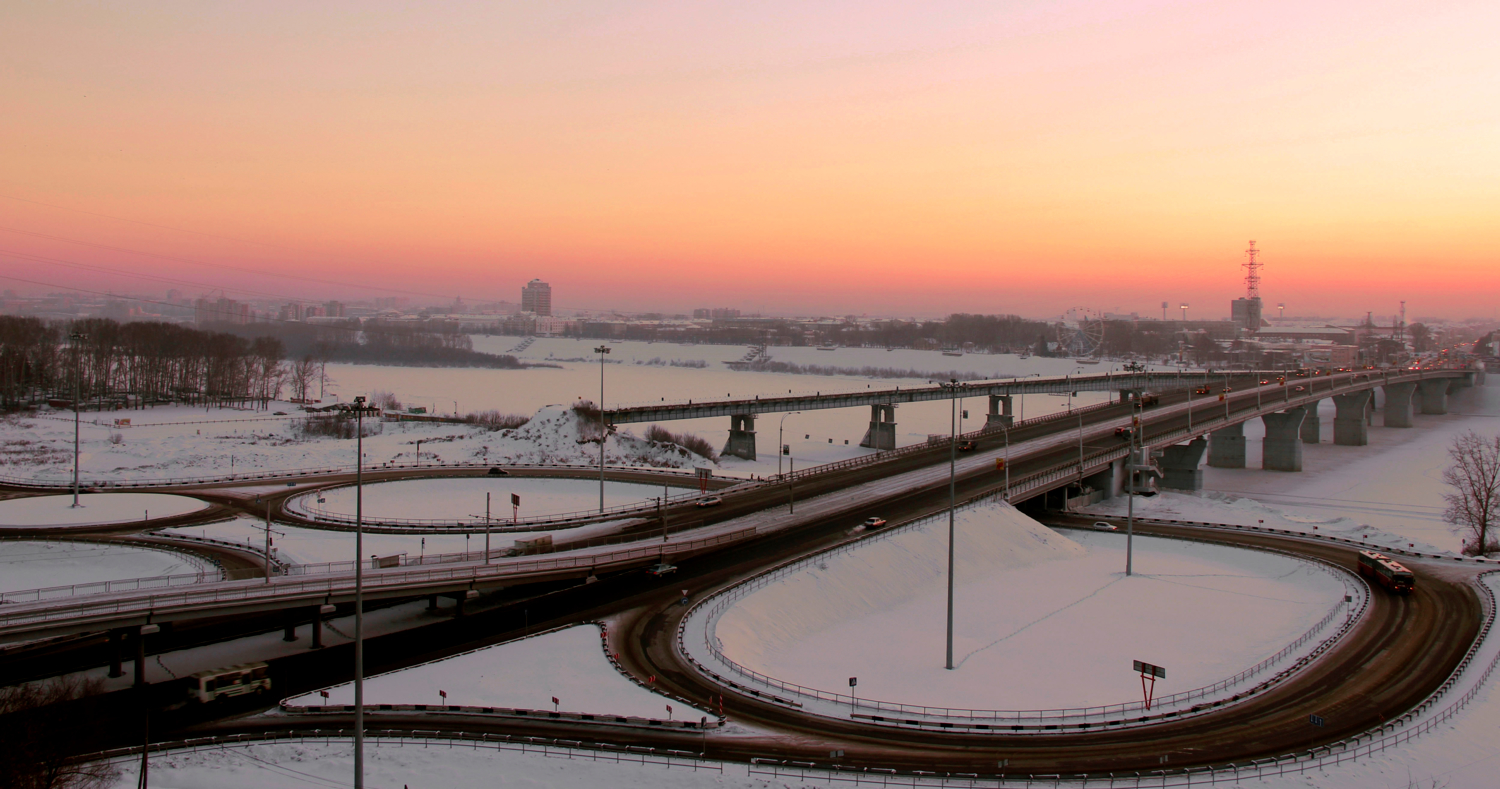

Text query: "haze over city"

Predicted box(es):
[3, 1, 1498, 318]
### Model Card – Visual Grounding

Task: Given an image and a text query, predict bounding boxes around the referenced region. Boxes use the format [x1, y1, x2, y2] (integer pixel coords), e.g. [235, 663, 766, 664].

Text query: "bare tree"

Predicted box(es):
[0, 676, 119, 788]
[1443, 431, 1500, 556]
[289, 355, 318, 403]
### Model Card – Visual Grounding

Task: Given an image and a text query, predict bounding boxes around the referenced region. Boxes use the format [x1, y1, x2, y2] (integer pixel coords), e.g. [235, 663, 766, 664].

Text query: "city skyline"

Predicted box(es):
[2, 1, 1497, 319]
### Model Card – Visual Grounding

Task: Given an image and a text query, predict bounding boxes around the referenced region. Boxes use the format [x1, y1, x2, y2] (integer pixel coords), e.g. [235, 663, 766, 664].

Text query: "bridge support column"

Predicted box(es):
[1333, 391, 1372, 446]
[283, 613, 298, 642]
[133, 629, 147, 688]
[1301, 400, 1322, 443]
[1208, 423, 1246, 469]
[1261, 408, 1306, 472]
[1419, 379, 1449, 414]
[1083, 457, 1124, 501]
[427, 594, 439, 611]
[311, 616, 324, 649]
[107, 629, 124, 678]
[860, 405, 897, 449]
[986, 395, 1013, 429]
[1159, 439, 1207, 491]
[1383, 382, 1416, 427]
[722, 413, 757, 460]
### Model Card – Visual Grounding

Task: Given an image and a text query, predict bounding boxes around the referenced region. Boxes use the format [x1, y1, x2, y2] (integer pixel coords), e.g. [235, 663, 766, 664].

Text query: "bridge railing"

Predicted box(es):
[284, 481, 708, 532]
[0, 527, 757, 633]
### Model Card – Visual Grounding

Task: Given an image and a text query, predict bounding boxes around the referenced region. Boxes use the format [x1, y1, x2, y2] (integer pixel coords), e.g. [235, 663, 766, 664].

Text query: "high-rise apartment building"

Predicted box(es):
[521, 279, 552, 316]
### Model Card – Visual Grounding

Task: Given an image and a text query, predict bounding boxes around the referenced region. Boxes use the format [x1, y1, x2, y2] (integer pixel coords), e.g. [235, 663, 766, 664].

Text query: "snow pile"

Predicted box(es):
[0, 493, 208, 528]
[712, 503, 1345, 711]
[291, 624, 708, 719]
[500, 404, 709, 468]
[716, 501, 1085, 669]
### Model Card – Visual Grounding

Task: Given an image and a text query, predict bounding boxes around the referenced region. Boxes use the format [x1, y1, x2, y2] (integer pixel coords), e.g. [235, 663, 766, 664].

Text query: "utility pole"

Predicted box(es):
[485, 492, 491, 564]
[595, 346, 611, 513]
[70, 331, 86, 508]
[340, 396, 378, 789]
[941, 380, 963, 670]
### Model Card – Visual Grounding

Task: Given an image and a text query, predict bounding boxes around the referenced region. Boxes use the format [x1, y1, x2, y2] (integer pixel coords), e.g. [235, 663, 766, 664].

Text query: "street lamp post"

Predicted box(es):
[940, 380, 964, 670]
[778, 411, 800, 477]
[69, 332, 85, 508]
[595, 346, 611, 513]
[339, 395, 379, 789]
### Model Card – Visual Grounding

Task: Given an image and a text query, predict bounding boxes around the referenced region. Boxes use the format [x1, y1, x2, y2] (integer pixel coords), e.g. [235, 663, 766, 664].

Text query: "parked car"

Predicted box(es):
[696, 496, 722, 508]
[862, 517, 888, 529]
[1092, 521, 1119, 531]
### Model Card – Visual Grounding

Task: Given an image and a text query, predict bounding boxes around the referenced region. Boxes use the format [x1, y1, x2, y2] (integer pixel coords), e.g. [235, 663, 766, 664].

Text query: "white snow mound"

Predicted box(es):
[717, 501, 1083, 667]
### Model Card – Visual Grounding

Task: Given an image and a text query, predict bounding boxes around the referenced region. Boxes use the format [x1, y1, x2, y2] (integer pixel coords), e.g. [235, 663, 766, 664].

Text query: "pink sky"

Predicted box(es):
[2, 1, 1497, 318]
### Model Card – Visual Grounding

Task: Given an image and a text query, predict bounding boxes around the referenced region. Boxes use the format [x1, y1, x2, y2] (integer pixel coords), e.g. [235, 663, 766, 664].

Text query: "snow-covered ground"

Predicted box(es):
[0, 492, 208, 527]
[161, 515, 631, 567]
[290, 624, 708, 720]
[290, 476, 680, 523]
[0, 540, 210, 594]
[0, 343, 1126, 486]
[708, 501, 1345, 713]
[107, 740, 756, 789]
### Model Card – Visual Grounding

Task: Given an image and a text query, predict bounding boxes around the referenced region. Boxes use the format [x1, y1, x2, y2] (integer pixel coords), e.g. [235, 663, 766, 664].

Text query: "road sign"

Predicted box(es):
[995, 458, 1006, 471]
[1309, 714, 1325, 728]
[511, 493, 520, 507]
[1133, 660, 1166, 679]
[849, 677, 858, 688]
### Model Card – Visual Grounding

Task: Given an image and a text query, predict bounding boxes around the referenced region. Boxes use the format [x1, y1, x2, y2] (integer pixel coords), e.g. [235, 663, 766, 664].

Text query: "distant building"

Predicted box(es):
[1231, 297, 1263, 332]
[324, 300, 346, 318]
[694, 307, 741, 319]
[521, 279, 552, 316]
[195, 297, 250, 325]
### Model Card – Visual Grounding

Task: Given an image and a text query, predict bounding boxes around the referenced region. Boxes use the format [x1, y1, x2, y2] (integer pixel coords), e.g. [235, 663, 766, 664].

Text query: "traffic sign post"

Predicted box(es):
[1134, 660, 1166, 710]
[849, 676, 858, 712]
[1309, 714, 1325, 728]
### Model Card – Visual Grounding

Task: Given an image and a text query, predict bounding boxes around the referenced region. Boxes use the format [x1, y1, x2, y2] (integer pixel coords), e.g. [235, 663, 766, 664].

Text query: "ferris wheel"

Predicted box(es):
[1058, 310, 1106, 357]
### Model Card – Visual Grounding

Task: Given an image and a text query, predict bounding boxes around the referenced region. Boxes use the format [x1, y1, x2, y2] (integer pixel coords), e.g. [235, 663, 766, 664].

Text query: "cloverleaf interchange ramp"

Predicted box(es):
[3, 365, 1492, 778]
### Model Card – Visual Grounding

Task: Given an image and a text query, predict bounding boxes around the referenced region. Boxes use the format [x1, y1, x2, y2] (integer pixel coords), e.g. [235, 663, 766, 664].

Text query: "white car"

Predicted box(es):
[1092, 521, 1119, 531]
[863, 517, 888, 529]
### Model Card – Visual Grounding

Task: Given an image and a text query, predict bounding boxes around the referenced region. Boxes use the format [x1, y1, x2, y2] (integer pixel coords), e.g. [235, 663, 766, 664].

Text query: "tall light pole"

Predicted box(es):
[778, 411, 800, 476]
[340, 395, 378, 789]
[69, 331, 85, 508]
[595, 345, 611, 513]
[1126, 399, 1140, 576]
[941, 379, 964, 670]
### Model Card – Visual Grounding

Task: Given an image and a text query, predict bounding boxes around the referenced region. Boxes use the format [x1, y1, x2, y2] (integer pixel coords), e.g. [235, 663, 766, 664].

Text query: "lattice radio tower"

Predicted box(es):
[1243, 240, 1262, 298]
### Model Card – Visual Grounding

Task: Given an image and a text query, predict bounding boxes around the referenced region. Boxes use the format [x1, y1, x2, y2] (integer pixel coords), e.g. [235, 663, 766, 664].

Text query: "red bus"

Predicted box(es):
[1357, 550, 1414, 594]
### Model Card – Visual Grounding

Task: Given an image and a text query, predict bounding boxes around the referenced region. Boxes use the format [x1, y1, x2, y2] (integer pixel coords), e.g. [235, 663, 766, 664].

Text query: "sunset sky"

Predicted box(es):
[2, 1, 1497, 319]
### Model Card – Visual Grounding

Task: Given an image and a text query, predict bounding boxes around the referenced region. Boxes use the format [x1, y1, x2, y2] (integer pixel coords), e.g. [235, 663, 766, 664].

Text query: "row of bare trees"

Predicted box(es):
[0, 316, 302, 410]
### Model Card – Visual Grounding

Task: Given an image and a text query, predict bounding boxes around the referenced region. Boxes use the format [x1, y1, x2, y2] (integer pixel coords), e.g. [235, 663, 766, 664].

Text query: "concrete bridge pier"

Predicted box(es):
[860, 404, 897, 450]
[1333, 391, 1372, 446]
[1384, 382, 1416, 427]
[1159, 439, 1207, 491]
[1262, 408, 1307, 471]
[1208, 423, 1246, 469]
[1301, 400, 1322, 443]
[1419, 379, 1450, 415]
[986, 395, 1014, 429]
[1083, 457, 1124, 500]
[722, 413, 758, 459]
[107, 629, 125, 678]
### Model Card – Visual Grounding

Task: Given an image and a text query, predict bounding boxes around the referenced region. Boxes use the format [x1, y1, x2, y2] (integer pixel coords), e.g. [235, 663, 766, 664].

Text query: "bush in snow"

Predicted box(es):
[644, 424, 717, 460]
[463, 410, 529, 430]
[294, 415, 381, 440]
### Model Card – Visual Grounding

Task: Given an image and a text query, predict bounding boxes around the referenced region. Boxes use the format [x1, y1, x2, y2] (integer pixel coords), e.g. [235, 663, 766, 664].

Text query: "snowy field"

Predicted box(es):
[0, 492, 208, 528]
[161, 515, 630, 567]
[710, 501, 1345, 712]
[291, 476, 679, 523]
[290, 624, 707, 720]
[0, 540, 209, 593]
